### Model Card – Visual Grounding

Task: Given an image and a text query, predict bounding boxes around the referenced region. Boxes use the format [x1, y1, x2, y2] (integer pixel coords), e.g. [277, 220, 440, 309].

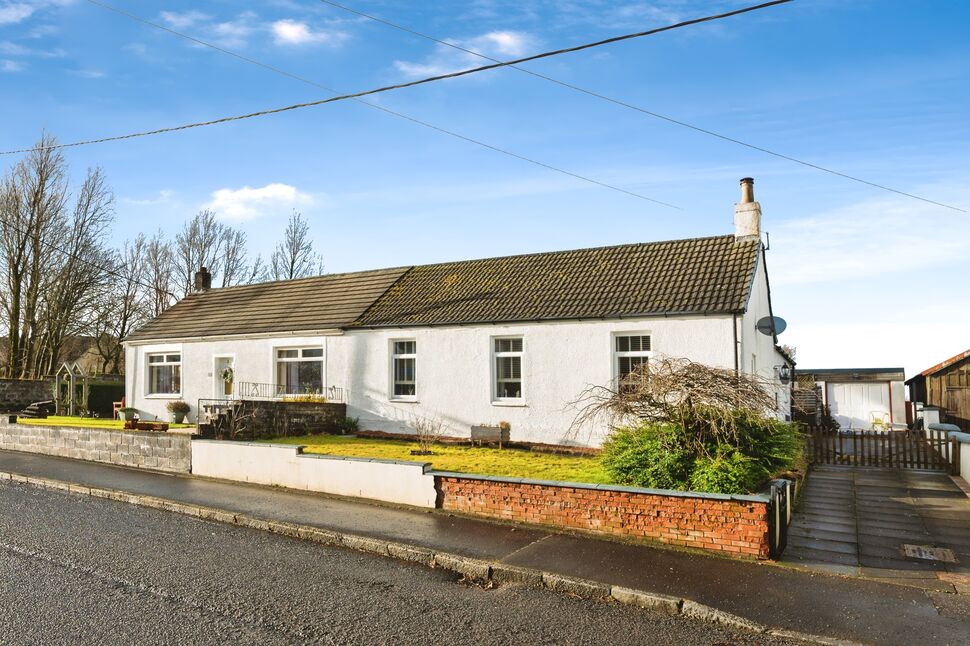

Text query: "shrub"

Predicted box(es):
[335, 416, 359, 434]
[166, 400, 191, 414]
[690, 449, 769, 495]
[600, 412, 804, 494]
[600, 423, 693, 490]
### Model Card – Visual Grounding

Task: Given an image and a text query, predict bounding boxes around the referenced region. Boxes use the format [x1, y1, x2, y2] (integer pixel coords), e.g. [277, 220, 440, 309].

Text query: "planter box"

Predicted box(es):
[471, 425, 510, 446]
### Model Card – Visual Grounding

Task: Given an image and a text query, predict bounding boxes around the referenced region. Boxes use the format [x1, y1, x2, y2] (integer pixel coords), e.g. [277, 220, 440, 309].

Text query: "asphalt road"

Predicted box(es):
[0, 481, 803, 645]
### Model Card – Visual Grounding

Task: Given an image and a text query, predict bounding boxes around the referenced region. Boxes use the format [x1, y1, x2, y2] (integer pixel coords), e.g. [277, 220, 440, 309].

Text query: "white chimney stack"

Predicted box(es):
[734, 177, 761, 241]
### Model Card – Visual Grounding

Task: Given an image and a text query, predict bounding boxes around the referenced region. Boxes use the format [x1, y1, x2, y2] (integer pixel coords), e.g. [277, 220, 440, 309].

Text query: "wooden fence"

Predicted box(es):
[808, 427, 958, 473]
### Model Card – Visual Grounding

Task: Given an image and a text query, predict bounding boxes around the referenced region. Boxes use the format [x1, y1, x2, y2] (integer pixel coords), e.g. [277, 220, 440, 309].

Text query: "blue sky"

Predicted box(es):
[1, 0, 968, 378]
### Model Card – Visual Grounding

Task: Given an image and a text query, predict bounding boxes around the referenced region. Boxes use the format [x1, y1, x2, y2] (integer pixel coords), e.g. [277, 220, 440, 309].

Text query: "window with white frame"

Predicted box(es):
[614, 334, 652, 382]
[493, 337, 523, 401]
[147, 352, 181, 395]
[276, 347, 323, 395]
[391, 340, 416, 399]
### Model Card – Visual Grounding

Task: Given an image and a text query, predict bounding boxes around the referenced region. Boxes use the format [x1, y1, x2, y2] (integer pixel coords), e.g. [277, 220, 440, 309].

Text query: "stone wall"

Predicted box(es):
[0, 379, 53, 412]
[435, 474, 771, 559]
[206, 400, 347, 440]
[0, 421, 191, 473]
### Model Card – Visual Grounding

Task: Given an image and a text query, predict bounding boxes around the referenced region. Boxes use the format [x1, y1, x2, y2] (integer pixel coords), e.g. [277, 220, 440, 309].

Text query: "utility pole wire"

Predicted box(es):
[74, 0, 681, 209]
[2, 1, 783, 159]
[315, 0, 965, 213]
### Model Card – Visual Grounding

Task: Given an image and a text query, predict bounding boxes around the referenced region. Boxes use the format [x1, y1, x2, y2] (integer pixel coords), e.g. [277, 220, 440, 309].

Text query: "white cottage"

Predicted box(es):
[125, 178, 792, 446]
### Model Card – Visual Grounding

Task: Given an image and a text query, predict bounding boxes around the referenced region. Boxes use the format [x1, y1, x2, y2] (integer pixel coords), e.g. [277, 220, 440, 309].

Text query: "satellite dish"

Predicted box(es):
[756, 316, 787, 336]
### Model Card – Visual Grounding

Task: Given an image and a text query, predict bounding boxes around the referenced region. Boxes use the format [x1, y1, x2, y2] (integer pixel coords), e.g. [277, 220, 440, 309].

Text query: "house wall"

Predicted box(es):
[127, 307, 787, 446]
[330, 316, 737, 446]
[128, 316, 737, 446]
[738, 249, 790, 420]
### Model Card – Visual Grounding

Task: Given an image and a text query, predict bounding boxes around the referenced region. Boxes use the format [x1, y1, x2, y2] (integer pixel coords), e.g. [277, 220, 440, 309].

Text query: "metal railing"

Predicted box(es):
[234, 381, 346, 404]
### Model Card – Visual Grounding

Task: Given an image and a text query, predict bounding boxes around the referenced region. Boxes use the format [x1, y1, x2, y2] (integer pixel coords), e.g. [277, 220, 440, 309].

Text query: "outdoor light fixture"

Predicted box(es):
[776, 365, 792, 384]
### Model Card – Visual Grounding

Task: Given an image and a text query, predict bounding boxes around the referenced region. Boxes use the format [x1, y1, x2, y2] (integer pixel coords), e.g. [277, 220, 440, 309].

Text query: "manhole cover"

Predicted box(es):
[901, 544, 958, 563]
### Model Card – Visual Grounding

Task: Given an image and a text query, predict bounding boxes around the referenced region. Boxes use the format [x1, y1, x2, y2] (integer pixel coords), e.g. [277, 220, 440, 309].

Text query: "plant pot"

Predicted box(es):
[171, 412, 186, 424]
[118, 411, 132, 422]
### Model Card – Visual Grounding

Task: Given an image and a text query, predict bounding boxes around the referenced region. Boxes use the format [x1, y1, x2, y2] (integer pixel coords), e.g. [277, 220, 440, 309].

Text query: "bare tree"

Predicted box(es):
[267, 211, 323, 281]
[92, 235, 148, 374]
[570, 357, 777, 451]
[218, 227, 249, 288]
[33, 166, 114, 376]
[174, 209, 223, 296]
[143, 230, 174, 317]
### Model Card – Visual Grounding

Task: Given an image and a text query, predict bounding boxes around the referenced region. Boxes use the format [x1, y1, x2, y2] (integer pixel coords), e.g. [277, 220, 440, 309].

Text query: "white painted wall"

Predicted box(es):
[331, 316, 737, 446]
[739, 248, 792, 420]
[191, 440, 437, 507]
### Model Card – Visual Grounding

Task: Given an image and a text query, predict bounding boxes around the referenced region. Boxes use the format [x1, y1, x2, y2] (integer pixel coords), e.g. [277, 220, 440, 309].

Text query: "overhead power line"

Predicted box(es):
[69, 0, 676, 209]
[1, 2, 784, 166]
[315, 0, 965, 213]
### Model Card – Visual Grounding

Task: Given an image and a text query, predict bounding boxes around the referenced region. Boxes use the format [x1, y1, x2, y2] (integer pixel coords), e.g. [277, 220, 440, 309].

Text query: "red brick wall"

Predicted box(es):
[436, 476, 771, 559]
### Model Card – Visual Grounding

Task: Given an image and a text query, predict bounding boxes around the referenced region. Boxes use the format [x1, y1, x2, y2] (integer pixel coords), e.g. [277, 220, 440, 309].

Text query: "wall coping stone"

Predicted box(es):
[8, 422, 189, 443]
[430, 470, 770, 504]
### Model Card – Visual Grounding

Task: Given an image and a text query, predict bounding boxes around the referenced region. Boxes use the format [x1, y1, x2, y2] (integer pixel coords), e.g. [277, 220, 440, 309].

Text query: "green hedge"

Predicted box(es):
[601, 411, 805, 495]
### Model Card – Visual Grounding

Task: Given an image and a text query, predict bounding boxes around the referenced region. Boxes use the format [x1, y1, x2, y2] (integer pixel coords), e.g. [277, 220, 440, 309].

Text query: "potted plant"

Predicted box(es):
[166, 400, 191, 424]
[117, 407, 137, 422]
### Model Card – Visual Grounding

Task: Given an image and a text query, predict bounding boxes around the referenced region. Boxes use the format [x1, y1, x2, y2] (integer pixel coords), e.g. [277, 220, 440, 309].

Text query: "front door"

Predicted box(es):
[215, 356, 234, 398]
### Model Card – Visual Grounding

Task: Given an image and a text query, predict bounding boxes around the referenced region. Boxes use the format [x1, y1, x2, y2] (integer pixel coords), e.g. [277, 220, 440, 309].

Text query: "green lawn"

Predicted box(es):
[265, 434, 611, 484]
[18, 415, 194, 430]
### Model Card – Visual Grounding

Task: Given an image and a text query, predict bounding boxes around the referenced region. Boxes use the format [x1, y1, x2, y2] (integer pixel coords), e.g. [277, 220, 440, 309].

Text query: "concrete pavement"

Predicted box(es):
[784, 466, 970, 590]
[1, 449, 969, 645]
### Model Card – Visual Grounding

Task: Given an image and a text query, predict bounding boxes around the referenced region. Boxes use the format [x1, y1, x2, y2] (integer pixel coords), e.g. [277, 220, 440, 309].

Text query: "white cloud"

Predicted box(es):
[72, 68, 105, 79]
[204, 183, 313, 221]
[769, 182, 970, 286]
[122, 189, 173, 206]
[0, 39, 64, 57]
[159, 10, 209, 29]
[1, 59, 24, 72]
[394, 30, 536, 78]
[271, 19, 347, 46]
[0, 3, 35, 25]
[0, 0, 74, 26]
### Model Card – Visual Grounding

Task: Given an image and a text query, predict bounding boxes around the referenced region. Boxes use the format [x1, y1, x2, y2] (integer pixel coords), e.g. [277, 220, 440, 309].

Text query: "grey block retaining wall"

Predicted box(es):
[0, 422, 191, 473]
[0, 379, 53, 412]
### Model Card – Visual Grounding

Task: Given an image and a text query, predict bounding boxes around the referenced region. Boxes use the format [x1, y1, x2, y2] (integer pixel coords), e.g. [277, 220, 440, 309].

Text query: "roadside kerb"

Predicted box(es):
[0, 468, 863, 646]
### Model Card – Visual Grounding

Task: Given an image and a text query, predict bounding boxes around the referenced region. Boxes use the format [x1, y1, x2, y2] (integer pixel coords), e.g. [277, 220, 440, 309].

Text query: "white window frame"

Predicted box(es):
[491, 336, 524, 404]
[145, 351, 182, 397]
[274, 346, 324, 395]
[389, 339, 417, 402]
[612, 332, 653, 382]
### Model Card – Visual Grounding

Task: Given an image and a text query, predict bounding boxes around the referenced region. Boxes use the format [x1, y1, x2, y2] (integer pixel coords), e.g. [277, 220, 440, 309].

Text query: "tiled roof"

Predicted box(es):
[126, 267, 409, 342]
[127, 235, 762, 341]
[355, 235, 760, 327]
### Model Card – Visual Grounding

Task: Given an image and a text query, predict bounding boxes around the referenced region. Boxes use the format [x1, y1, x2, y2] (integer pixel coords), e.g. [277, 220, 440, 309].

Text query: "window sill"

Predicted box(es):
[389, 398, 419, 404]
[491, 400, 526, 408]
[144, 394, 182, 400]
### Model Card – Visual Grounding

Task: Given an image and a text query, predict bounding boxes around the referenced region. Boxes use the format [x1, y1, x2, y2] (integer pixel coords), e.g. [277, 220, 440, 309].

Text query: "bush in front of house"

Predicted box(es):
[335, 416, 359, 434]
[600, 409, 804, 495]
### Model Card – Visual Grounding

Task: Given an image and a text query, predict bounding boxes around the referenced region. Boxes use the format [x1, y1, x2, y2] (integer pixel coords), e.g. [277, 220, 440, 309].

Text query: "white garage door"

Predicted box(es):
[826, 382, 891, 430]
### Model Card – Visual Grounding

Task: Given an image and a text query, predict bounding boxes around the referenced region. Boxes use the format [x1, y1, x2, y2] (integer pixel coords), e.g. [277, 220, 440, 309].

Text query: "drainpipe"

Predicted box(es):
[733, 314, 740, 375]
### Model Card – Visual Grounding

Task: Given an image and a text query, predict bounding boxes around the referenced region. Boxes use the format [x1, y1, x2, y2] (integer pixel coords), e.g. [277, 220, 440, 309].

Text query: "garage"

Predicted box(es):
[801, 368, 906, 431]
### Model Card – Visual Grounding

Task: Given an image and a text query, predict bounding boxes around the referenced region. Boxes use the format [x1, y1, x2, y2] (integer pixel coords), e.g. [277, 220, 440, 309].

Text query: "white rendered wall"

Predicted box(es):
[191, 440, 437, 507]
[329, 316, 737, 446]
[127, 316, 737, 446]
[739, 248, 791, 419]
